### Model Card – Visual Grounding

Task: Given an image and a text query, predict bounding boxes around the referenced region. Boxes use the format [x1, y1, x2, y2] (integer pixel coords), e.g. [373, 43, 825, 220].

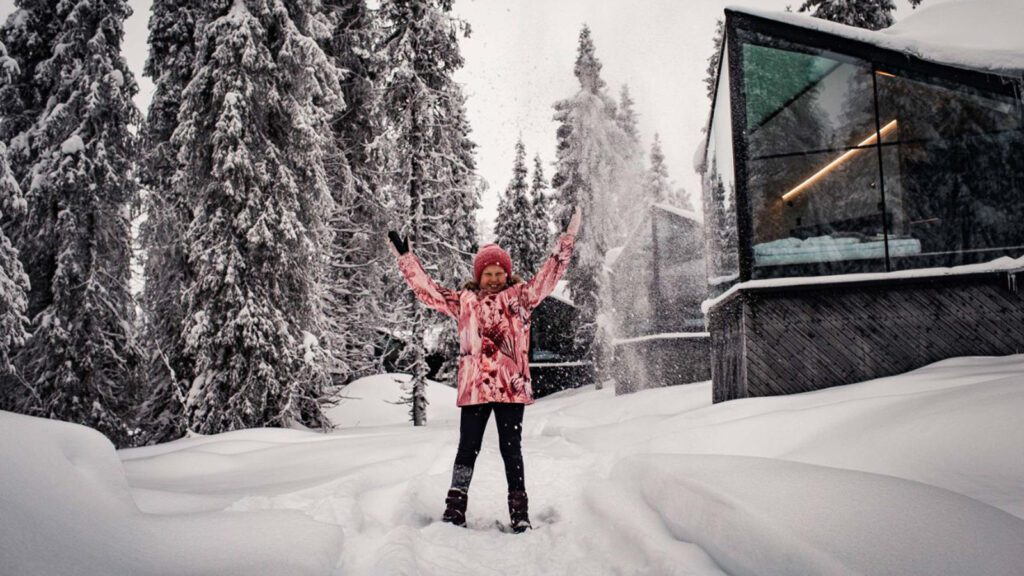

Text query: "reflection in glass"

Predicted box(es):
[742, 40, 887, 277]
[703, 45, 738, 290]
[743, 41, 877, 158]
[877, 71, 1024, 268]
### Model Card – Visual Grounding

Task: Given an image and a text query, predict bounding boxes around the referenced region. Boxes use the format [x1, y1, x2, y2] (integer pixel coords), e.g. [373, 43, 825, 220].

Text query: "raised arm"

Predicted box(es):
[521, 208, 581, 310]
[388, 233, 461, 319]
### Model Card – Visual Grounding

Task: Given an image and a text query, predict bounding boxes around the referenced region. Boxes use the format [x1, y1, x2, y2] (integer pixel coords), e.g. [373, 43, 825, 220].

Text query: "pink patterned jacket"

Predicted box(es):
[397, 234, 576, 406]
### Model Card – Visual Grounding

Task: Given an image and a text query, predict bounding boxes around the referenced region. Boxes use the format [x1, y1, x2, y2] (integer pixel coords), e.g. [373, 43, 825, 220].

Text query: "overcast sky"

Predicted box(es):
[0, 0, 931, 235]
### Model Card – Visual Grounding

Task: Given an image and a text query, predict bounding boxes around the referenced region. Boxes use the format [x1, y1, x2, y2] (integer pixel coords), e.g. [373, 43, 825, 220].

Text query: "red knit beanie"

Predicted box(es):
[473, 244, 513, 282]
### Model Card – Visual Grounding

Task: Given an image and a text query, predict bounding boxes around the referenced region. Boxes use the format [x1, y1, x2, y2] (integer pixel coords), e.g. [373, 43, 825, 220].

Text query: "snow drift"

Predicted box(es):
[0, 411, 342, 576]
[4, 356, 1024, 575]
[608, 455, 1024, 576]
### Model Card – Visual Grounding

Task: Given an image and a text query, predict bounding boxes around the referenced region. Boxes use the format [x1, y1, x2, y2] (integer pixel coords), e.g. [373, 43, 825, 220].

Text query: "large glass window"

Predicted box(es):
[876, 70, 1024, 269]
[741, 36, 888, 278]
[705, 20, 1024, 282]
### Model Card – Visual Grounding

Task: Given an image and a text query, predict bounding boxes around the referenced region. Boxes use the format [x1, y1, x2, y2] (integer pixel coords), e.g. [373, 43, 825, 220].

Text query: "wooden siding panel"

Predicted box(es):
[710, 274, 1024, 402]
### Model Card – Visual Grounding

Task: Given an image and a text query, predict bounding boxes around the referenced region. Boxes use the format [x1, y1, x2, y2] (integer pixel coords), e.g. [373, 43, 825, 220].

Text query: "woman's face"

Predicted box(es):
[479, 264, 508, 295]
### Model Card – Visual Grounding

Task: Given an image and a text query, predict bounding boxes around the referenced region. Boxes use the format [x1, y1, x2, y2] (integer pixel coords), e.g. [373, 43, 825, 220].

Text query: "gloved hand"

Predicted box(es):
[388, 231, 410, 256]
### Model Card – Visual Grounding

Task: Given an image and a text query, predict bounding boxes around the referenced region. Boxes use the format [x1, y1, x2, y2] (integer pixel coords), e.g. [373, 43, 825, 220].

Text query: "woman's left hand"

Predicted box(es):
[387, 231, 413, 257]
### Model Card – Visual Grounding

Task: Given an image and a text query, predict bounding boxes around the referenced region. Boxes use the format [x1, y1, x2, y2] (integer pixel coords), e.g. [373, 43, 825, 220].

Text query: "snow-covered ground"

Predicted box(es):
[4, 359, 1024, 575]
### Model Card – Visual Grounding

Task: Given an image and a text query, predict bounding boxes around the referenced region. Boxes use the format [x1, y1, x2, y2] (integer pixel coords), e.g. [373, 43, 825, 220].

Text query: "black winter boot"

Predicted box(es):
[508, 490, 532, 533]
[442, 488, 468, 527]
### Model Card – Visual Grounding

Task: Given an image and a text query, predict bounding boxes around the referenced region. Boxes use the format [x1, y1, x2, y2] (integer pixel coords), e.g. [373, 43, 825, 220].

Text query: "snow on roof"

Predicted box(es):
[729, 0, 1024, 76]
[652, 202, 703, 224]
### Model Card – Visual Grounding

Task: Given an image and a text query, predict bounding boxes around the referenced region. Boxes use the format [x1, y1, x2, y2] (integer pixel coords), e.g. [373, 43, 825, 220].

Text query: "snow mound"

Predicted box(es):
[0, 411, 343, 576]
[608, 455, 1024, 576]
[550, 355, 1024, 518]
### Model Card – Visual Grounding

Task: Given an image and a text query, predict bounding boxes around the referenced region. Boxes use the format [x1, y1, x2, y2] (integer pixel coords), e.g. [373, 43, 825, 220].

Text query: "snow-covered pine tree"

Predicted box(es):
[416, 96, 479, 394]
[614, 83, 646, 243]
[0, 1, 63, 321]
[551, 25, 633, 389]
[702, 159, 738, 285]
[493, 188, 509, 241]
[495, 139, 536, 273]
[527, 153, 552, 273]
[174, 0, 343, 434]
[0, 2, 59, 412]
[135, 0, 203, 444]
[616, 84, 640, 143]
[673, 187, 695, 212]
[645, 132, 693, 210]
[799, 0, 923, 30]
[1, 0, 143, 445]
[375, 0, 477, 426]
[704, 18, 724, 101]
[0, 147, 28, 385]
[644, 133, 671, 206]
[447, 101, 481, 261]
[317, 0, 391, 391]
[0, 41, 29, 392]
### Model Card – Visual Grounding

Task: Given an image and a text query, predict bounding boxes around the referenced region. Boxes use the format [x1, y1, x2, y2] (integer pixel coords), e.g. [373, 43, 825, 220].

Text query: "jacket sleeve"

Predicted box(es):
[397, 252, 461, 319]
[520, 233, 576, 310]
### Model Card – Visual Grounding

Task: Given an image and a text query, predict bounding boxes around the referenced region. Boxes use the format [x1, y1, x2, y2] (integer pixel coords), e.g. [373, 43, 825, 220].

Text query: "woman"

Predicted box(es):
[387, 208, 581, 533]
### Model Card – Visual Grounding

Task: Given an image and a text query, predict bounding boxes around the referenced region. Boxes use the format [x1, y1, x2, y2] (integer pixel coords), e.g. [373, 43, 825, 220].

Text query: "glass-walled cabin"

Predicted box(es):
[703, 10, 1024, 285]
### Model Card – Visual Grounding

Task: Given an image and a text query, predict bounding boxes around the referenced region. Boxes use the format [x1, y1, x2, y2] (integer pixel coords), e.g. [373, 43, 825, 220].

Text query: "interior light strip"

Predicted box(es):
[781, 119, 899, 202]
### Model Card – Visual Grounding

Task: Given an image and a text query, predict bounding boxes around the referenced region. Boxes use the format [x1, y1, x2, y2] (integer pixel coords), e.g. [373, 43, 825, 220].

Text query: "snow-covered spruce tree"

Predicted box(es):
[0, 41, 29, 394]
[551, 25, 633, 388]
[448, 105, 481, 258]
[0, 3, 59, 412]
[2, 0, 143, 445]
[135, 0, 203, 444]
[704, 18, 724, 102]
[616, 84, 640, 143]
[799, 0, 923, 30]
[317, 0, 392, 390]
[494, 188, 509, 239]
[495, 139, 536, 273]
[527, 153, 552, 273]
[674, 186, 695, 212]
[645, 133, 694, 211]
[375, 0, 477, 425]
[614, 83, 645, 241]
[174, 0, 343, 434]
[0, 142, 28, 384]
[0, 1, 63, 322]
[702, 159, 738, 284]
[644, 133, 671, 206]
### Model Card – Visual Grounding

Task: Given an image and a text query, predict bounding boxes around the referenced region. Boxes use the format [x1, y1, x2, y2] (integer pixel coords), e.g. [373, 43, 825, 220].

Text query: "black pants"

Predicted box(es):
[450, 403, 525, 492]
